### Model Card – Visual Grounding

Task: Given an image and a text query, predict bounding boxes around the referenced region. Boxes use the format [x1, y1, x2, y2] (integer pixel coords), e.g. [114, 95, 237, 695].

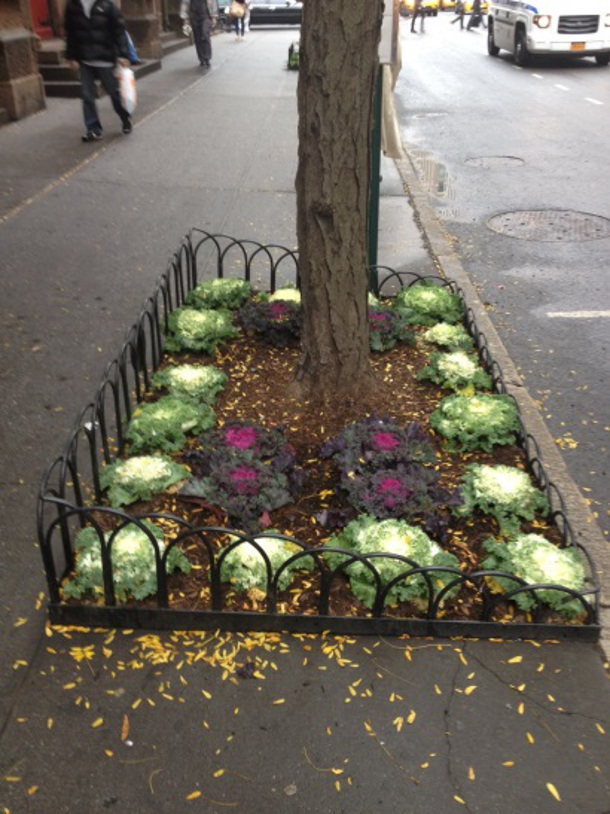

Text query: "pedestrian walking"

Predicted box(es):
[64, 0, 133, 142]
[451, 0, 465, 29]
[231, 0, 247, 40]
[180, 0, 219, 68]
[467, 0, 486, 30]
[410, 0, 424, 33]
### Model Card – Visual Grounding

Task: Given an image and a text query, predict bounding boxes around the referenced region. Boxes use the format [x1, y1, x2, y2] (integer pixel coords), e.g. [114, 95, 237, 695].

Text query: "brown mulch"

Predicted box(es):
[100, 331, 564, 624]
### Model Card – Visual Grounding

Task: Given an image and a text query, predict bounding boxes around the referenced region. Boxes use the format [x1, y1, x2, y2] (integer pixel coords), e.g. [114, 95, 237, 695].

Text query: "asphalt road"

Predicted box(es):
[394, 13, 610, 542]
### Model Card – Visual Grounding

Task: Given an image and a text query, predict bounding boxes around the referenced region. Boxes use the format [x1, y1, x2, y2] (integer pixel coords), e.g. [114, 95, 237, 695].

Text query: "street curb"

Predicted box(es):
[394, 152, 610, 659]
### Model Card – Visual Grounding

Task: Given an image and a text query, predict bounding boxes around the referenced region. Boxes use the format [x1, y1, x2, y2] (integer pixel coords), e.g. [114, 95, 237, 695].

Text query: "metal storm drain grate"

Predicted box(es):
[487, 210, 610, 242]
[465, 156, 525, 169]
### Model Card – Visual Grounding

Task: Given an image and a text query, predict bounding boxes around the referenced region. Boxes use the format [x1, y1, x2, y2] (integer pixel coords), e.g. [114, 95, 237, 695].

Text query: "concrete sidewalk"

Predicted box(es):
[1, 29, 609, 814]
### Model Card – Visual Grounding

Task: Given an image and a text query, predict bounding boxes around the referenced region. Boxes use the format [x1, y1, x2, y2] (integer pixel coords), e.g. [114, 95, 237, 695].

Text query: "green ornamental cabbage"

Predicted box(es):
[219, 535, 311, 593]
[417, 350, 492, 393]
[151, 364, 227, 404]
[164, 307, 239, 354]
[455, 464, 549, 534]
[185, 278, 253, 311]
[430, 393, 521, 453]
[126, 396, 215, 454]
[481, 534, 587, 618]
[393, 283, 464, 326]
[63, 520, 191, 602]
[100, 454, 190, 507]
[325, 515, 460, 609]
[421, 322, 474, 351]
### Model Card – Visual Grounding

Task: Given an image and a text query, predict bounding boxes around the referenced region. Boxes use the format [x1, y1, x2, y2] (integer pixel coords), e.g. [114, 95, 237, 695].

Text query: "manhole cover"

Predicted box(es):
[465, 156, 525, 169]
[487, 210, 610, 242]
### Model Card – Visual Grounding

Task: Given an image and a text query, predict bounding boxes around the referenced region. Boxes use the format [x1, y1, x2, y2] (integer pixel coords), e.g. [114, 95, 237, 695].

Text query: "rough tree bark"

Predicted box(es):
[295, 0, 383, 400]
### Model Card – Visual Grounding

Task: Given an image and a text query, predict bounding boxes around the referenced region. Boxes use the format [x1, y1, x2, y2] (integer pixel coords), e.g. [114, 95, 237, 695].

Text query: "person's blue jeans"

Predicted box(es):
[234, 16, 245, 36]
[79, 63, 130, 134]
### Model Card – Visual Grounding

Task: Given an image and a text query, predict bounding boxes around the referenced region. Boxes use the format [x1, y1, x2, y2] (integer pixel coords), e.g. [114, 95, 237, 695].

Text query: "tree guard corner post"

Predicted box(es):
[295, 0, 384, 400]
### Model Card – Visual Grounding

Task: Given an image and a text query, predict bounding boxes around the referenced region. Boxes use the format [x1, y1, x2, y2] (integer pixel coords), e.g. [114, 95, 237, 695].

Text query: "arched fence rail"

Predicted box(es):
[37, 233, 600, 640]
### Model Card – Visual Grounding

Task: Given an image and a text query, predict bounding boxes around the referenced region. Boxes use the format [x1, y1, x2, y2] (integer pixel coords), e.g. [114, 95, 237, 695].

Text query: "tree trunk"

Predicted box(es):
[295, 0, 383, 400]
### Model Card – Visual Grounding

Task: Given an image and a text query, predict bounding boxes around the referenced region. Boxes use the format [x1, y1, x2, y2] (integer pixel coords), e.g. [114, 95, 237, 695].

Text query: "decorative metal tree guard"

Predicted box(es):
[37, 232, 600, 640]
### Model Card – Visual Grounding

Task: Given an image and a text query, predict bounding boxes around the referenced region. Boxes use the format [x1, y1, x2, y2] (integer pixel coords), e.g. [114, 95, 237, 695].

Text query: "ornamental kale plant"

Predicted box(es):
[237, 299, 303, 347]
[417, 351, 492, 393]
[62, 520, 190, 602]
[184, 421, 299, 479]
[100, 455, 190, 507]
[455, 464, 549, 535]
[421, 322, 474, 351]
[325, 515, 460, 609]
[185, 278, 253, 311]
[320, 416, 437, 471]
[343, 464, 456, 522]
[151, 364, 227, 405]
[393, 282, 464, 326]
[126, 396, 215, 454]
[219, 534, 311, 593]
[182, 454, 294, 532]
[481, 534, 588, 619]
[430, 394, 521, 453]
[164, 307, 239, 354]
[368, 305, 415, 353]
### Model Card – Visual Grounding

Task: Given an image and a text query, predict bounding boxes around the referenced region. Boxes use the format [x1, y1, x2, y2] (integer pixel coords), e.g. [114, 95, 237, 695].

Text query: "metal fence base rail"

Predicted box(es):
[37, 232, 600, 641]
[46, 604, 601, 643]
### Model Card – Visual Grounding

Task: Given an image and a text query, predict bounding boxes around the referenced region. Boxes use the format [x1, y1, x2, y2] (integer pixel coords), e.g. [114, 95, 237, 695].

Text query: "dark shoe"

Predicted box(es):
[122, 119, 132, 135]
[82, 130, 103, 142]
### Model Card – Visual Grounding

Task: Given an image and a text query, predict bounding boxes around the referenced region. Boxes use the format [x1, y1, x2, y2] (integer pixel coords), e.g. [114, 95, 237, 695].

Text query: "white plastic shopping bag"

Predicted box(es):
[118, 66, 137, 115]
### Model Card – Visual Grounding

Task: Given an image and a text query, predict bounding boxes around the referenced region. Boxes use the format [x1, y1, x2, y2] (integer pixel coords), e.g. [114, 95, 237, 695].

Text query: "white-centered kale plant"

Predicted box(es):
[325, 515, 460, 609]
[481, 533, 588, 619]
[219, 534, 311, 594]
[63, 520, 190, 602]
[100, 454, 190, 507]
[455, 463, 549, 534]
[152, 364, 227, 404]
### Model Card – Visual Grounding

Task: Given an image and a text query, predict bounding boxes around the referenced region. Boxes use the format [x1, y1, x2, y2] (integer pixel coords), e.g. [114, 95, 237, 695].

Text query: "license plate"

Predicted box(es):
[571, 42, 586, 51]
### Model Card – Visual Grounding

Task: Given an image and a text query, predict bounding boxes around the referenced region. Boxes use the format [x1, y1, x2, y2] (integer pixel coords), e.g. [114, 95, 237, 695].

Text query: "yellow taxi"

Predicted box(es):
[400, 0, 440, 17]
[439, 1, 457, 9]
[463, 1, 489, 11]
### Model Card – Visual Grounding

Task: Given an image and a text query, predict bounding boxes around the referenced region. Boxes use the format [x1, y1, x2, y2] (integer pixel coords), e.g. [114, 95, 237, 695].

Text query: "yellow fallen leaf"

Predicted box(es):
[186, 790, 202, 800]
[273, 699, 285, 705]
[104, 750, 113, 757]
[468, 767, 475, 781]
[454, 795, 466, 804]
[47, 718, 54, 730]
[434, 685, 442, 695]
[595, 723, 606, 735]
[526, 732, 535, 745]
[335, 780, 341, 792]
[28, 785, 39, 795]
[464, 686, 477, 696]
[121, 714, 130, 741]
[214, 769, 225, 778]
[502, 761, 515, 767]
[91, 717, 104, 729]
[407, 710, 416, 725]
[507, 656, 523, 664]
[546, 782, 561, 802]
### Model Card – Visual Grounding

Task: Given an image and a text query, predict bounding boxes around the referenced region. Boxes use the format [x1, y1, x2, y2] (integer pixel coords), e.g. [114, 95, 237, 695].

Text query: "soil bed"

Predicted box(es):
[85, 329, 572, 626]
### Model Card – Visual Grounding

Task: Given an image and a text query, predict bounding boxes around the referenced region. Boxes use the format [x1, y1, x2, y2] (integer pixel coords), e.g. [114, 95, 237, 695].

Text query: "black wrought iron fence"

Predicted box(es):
[37, 232, 600, 639]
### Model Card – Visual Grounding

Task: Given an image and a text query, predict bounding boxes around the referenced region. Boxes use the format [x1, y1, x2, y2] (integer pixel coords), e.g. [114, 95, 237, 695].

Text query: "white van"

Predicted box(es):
[487, 1, 610, 66]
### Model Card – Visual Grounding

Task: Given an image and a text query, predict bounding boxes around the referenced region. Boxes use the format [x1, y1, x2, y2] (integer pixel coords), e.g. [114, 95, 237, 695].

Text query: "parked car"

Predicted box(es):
[218, 1, 303, 27]
[400, 0, 440, 17]
[463, 1, 489, 11]
[439, 0, 457, 9]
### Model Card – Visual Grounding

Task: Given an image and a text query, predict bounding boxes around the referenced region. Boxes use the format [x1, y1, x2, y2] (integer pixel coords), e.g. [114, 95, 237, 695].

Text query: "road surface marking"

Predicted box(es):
[547, 311, 610, 319]
[554, 84, 570, 91]
[584, 97, 604, 106]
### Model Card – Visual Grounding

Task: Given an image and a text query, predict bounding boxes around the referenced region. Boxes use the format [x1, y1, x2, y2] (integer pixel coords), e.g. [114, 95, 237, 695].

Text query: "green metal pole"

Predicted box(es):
[368, 67, 383, 295]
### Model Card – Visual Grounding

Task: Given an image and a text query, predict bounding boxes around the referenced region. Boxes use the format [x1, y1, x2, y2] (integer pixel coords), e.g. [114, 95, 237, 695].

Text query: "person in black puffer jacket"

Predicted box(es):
[64, 0, 133, 142]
